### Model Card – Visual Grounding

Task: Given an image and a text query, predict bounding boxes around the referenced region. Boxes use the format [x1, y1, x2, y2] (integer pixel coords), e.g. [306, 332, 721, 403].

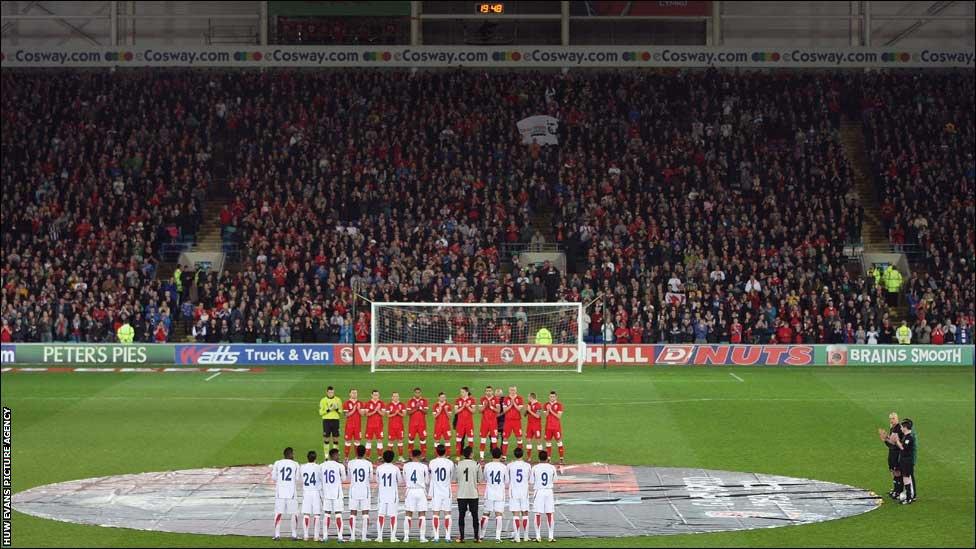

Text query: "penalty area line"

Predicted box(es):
[205, 372, 222, 381]
[730, 373, 745, 382]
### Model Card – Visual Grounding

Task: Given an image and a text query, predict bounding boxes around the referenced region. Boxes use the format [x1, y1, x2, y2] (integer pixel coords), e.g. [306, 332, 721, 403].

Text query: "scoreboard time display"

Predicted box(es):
[476, 2, 505, 14]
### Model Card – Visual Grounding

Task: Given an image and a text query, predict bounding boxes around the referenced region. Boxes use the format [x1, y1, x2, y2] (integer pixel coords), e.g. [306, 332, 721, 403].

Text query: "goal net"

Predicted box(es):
[370, 302, 584, 372]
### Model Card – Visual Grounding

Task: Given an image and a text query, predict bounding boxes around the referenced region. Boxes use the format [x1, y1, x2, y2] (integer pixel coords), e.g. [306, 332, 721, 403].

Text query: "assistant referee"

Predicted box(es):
[319, 386, 342, 456]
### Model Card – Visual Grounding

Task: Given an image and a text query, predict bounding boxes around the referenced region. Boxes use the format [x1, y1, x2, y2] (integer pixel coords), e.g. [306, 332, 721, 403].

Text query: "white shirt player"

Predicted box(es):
[320, 460, 347, 513]
[483, 461, 508, 513]
[428, 456, 456, 512]
[507, 459, 532, 512]
[376, 462, 404, 517]
[272, 458, 301, 515]
[531, 462, 558, 513]
[299, 462, 323, 516]
[347, 458, 374, 512]
[403, 461, 430, 513]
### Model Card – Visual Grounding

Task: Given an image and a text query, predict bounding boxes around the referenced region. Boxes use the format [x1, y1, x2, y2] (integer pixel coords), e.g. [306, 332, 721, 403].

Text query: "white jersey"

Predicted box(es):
[299, 463, 323, 497]
[347, 458, 374, 501]
[428, 457, 455, 499]
[376, 463, 404, 503]
[320, 460, 346, 501]
[403, 461, 430, 491]
[507, 460, 532, 500]
[484, 461, 509, 501]
[272, 459, 301, 499]
[532, 462, 557, 492]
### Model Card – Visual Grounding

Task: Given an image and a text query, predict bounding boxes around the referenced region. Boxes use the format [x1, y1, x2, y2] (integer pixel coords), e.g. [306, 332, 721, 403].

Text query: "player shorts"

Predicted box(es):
[509, 497, 529, 513]
[431, 493, 452, 512]
[322, 497, 344, 514]
[888, 452, 900, 471]
[275, 497, 298, 515]
[483, 498, 506, 514]
[480, 420, 498, 437]
[301, 493, 323, 515]
[503, 423, 523, 439]
[545, 428, 562, 441]
[366, 425, 384, 439]
[389, 425, 404, 440]
[434, 425, 451, 439]
[323, 419, 340, 438]
[344, 424, 361, 441]
[899, 460, 915, 478]
[377, 500, 399, 517]
[405, 489, 428, 513]
[409, 422, 427, 439]
[532, 491, 555, 514]
[456, 422, 474, 438]
[349, 497, 371, 512]
[526, 427, 542, 439]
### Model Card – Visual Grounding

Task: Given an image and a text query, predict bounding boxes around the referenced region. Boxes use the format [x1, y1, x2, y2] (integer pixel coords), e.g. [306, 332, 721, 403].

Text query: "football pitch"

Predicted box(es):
[2, 366, 974, 548]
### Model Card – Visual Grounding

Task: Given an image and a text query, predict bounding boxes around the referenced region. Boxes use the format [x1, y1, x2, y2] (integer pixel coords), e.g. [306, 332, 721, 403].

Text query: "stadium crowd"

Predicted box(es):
[0, 71, 213, 343]
[861, 71, 975, 344]
[1, 69, 972, 345]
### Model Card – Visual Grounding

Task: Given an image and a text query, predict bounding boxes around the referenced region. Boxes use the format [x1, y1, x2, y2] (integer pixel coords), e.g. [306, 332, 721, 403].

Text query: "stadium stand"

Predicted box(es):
[2, 69, 971, 345]
[1, 71, 211, 343]
[861, 71, 976, 340]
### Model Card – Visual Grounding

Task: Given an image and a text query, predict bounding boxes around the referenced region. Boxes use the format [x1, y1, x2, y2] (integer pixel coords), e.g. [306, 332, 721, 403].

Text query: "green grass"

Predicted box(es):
[2, 366, 974, 547]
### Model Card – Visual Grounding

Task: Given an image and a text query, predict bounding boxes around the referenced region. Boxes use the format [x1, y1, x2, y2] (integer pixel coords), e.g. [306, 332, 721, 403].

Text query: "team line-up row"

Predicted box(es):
[273, 444, 560, 543]
[319, 385, 566, 462]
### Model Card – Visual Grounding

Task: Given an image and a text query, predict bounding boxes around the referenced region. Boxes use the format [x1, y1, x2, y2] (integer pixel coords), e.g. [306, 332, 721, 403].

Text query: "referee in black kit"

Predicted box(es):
[878, 411, 903, 499]
[896, 419, 918, 504]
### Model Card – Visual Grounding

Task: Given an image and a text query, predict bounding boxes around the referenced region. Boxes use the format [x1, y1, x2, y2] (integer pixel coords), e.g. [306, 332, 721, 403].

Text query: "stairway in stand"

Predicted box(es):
[839, 119, 888, 253]
[194, 198, 227, 254]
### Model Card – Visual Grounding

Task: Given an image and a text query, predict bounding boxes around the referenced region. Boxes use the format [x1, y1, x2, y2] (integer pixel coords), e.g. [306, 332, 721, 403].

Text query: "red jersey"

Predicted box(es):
[503, 395, 524, 422]
[386, 401, 406, 430]
[545, 401, 564, 431]
[408, 397, 429, 424]
[344, 400, 363, 429]
[480, 396, 499, 423]
[526, 400, 543, 432]
[454, 397, 475, 426]
[434, 401, 453, 430]
[365, 399, 385, 429]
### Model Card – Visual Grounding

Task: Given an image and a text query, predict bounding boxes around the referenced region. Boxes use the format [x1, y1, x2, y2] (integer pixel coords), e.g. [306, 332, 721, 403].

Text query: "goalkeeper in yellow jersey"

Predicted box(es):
[319, 386, 343, 455]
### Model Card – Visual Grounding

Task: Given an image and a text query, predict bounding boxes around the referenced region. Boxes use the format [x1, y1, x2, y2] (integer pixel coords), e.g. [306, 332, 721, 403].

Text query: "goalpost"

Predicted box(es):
[369, 302, 584, 372]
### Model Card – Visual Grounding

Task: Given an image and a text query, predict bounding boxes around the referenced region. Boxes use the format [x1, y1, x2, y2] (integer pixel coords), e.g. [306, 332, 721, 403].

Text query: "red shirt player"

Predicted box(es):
[500, 386, 525, 457]
[407, 387, 429, 455]
[342, 389, 363, 458]
[433, 393, 454, 456]
[478, 386, 500, 460]
[454, 387, 476, 456]
[364, 390, 385, 459]
[544, 391, 565, 463]
[385, 392, 407, 461]
[524, 393, 544, 460]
